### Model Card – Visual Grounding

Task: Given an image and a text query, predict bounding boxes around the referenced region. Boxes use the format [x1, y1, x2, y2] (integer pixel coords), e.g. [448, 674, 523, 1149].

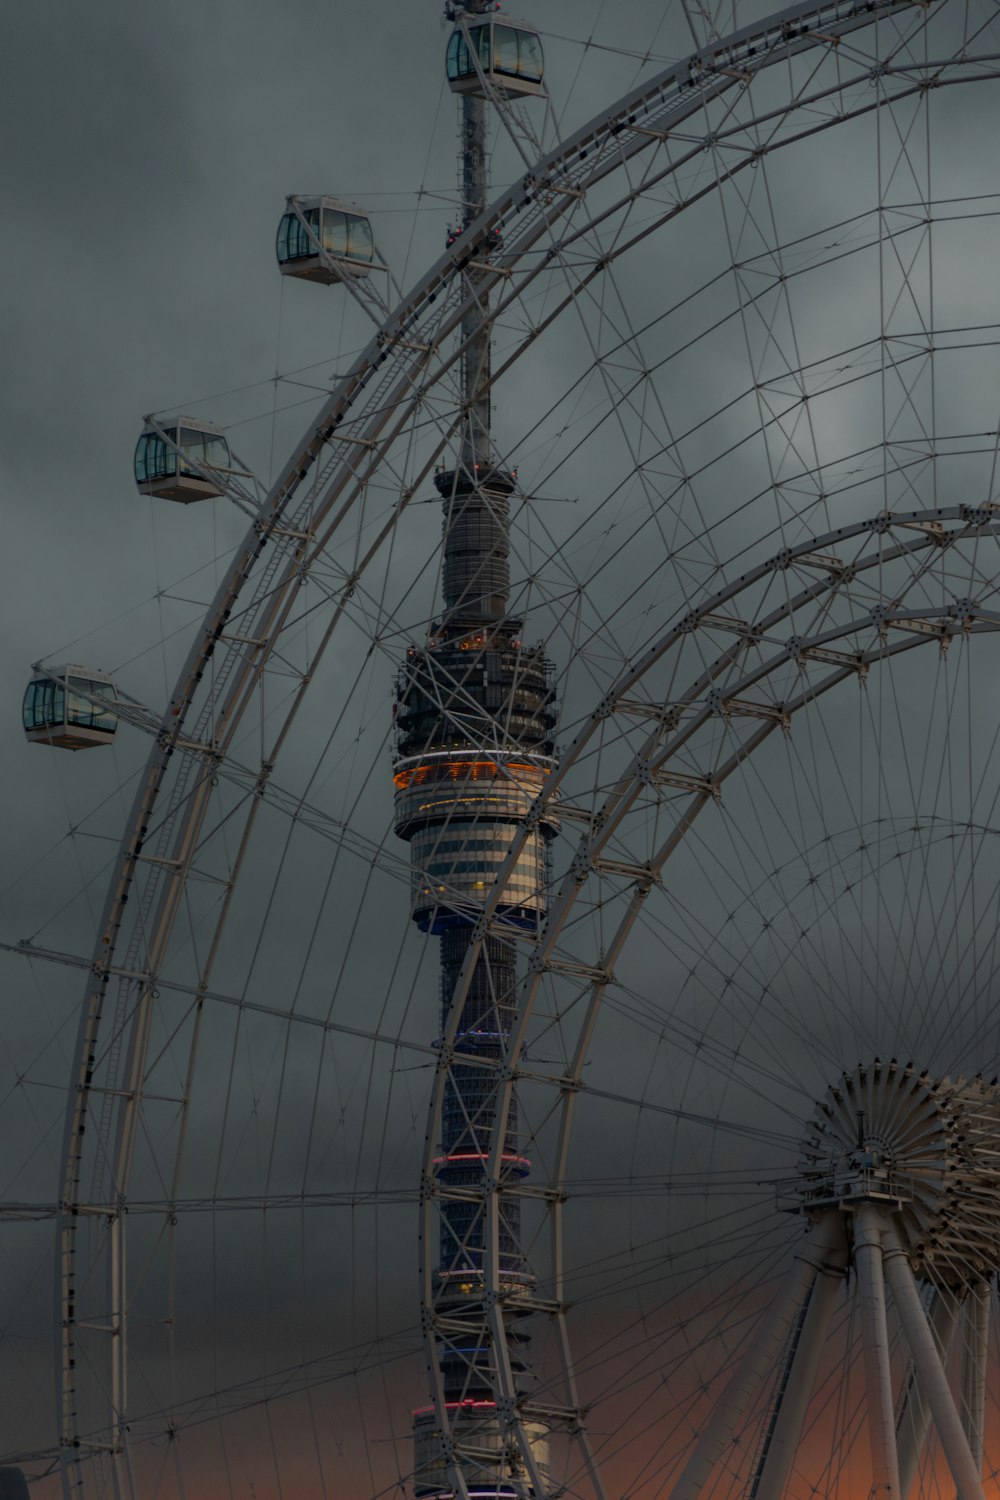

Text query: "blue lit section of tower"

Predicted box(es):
[393, 4, 556, 1494]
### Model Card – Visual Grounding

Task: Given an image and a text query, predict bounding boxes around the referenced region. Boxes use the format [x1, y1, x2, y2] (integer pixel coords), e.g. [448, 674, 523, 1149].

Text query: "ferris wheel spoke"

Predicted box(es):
[715, 154, 830, 549]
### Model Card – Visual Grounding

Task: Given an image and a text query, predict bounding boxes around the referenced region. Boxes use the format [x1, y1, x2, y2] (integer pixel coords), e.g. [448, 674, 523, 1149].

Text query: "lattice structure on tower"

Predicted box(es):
[392, 3, 556, 1494]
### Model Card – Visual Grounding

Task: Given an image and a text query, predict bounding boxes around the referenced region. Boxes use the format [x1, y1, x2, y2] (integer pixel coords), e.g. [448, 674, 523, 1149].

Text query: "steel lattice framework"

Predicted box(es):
[39, 0, 1000, 1495]
[430, 506, 1000, 1500]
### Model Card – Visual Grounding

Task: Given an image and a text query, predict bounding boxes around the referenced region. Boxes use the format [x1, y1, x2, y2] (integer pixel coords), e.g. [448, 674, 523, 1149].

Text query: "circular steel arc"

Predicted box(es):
[426, 510, 1000, 1496]
[52, 0, 996, 1485]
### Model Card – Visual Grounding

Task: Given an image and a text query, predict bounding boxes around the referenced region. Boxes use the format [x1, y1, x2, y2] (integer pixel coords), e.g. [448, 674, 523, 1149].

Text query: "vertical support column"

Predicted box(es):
[853, 1206, 900, 1498]
[667, 1212, 842, 1500]
[751, 1217, 848, 1500]
[960, 1281, 990, 1476]
[882, 1227, 986, 1500]
[896, 1287, 960, 1498]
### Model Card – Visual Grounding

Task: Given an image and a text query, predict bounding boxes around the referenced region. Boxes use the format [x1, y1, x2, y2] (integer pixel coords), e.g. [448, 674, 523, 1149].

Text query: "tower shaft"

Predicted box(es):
[395, 7, 556, 1494]
[459, 93, 492, 478]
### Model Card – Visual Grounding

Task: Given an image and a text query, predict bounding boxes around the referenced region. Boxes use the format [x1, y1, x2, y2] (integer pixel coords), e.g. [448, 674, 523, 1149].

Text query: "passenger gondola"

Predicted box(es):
[276, 196, 375, 285]
[23, 666, 119, 749]
[445, 13, 544, 98]
[134, 417, 231, 503]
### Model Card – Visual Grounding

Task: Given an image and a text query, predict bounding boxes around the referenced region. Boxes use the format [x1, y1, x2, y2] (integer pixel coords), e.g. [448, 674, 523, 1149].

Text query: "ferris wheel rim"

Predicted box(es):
[425, 505, 1000, 1497]
[46, 0, 1000, 1492]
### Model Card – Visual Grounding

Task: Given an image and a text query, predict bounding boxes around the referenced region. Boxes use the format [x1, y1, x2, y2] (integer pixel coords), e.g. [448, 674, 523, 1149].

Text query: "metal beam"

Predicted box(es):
[667, 1212, 842, 1500]
[896, 1287, 960, 1498]
[854, 1207, 900, 1498]
[960, 1281, 990, 1477]
[882, 1226, 986, 1500]
[751, 1217, 848, 1500]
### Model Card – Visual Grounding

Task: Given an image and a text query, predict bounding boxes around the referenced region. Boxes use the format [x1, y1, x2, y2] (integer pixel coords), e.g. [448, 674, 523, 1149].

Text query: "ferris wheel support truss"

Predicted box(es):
[748, 1216, 850, 1500]
[667, 1209, 849, 1500]
[48, 0, 1000, 1490]
[882, 1225, 985, 1500]
[896, 1290, 961, 1494]
[428, 506, 1000, 1499]
[672, 1207, 992, 1500]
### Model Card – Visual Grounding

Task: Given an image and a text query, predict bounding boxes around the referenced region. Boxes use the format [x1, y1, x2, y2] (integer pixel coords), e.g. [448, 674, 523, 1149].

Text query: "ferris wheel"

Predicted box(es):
[6, 0, 1000, 1497]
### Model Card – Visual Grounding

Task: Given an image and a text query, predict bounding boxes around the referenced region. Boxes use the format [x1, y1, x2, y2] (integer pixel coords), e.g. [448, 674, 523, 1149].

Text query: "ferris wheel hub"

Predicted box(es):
[799, 1061, 1000, 1287]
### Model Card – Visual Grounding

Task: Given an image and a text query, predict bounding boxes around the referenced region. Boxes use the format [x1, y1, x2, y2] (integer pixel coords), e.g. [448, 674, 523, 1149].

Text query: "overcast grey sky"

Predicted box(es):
[3, 1, 1000, 1496]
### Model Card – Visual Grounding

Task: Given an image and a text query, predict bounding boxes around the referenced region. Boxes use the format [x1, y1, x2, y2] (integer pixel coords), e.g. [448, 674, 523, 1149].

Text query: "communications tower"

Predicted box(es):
[393, 4, 557, 1494]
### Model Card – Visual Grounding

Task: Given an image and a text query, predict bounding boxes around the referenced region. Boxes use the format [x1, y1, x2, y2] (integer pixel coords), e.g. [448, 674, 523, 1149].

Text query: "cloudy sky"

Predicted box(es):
[3, 1, 1000, 1497]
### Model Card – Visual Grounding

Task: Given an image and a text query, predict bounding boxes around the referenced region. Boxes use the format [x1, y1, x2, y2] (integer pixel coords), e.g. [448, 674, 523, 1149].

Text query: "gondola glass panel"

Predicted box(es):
[346, 213, 374, 265]
[494, 26, 519, 75]
[445, 17, 544, 97]
[134, 419, 230, 503]
[276, 197, 375, 285]
[510, 27, 542, 80]
[275, 207, 316, 263]
[23, 668, 118, 749]
[446, 28, 469, 79]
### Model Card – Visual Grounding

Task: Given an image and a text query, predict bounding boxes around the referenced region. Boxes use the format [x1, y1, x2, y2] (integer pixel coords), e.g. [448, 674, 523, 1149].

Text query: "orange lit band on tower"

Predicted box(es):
[394, 749, 559, 932]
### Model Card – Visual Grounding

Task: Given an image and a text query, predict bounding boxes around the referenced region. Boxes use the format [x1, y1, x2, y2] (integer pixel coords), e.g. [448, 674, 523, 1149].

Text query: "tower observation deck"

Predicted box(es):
[393, 4, 556, 1495]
